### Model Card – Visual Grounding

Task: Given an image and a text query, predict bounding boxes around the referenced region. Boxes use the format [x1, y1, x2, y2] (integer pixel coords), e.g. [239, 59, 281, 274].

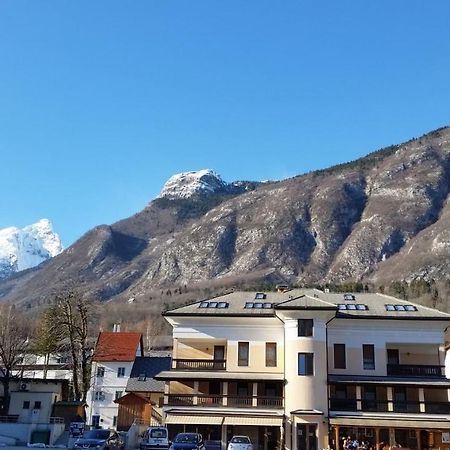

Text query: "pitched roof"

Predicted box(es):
[162, 288, 450, 320]
[93, 332, 143, 362]
[126, 356, 171, 392]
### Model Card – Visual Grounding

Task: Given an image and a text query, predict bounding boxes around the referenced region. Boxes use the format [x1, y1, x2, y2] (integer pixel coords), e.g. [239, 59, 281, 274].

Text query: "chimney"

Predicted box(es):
[113, 323, 121, 332]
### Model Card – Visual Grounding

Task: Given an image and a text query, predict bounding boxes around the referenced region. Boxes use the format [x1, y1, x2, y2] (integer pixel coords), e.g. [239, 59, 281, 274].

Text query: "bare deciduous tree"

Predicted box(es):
[47, 290, 96, 401]
[0, 305, 29, 413]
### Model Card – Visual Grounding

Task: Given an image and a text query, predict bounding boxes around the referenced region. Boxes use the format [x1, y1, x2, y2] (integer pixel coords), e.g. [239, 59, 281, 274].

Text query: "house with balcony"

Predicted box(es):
[86, 331, 144, 429]
[158, 289, 450, 450]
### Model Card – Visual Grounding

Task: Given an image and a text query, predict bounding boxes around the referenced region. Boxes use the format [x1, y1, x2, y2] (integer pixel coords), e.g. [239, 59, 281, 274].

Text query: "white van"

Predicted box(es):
[140, 427, 170, 450]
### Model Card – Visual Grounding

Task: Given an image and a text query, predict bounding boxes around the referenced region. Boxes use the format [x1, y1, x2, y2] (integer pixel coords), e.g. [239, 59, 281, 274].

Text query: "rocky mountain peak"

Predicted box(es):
[0, 219, 63, 279]
[158, 169, 227, 200]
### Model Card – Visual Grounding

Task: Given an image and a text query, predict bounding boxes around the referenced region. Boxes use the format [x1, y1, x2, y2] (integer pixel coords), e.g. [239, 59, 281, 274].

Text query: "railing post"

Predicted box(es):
[356, 386, 362, 411]
[387, 387, 393, 412]
[419, 388, 425, 412]
[193, 381, 199, 405]
[223, 382, 228, 406]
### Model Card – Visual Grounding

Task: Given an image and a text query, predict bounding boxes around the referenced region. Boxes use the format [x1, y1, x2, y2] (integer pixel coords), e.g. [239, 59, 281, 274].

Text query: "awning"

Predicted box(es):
[165, 415, 223, 425]
[223, 417, 283, 426]
[329, 417, 450, 429]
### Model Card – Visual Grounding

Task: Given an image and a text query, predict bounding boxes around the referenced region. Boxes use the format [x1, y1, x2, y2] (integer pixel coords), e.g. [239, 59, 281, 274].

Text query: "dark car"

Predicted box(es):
[74, 429, 124, 450]
[170, 433, 205, 450]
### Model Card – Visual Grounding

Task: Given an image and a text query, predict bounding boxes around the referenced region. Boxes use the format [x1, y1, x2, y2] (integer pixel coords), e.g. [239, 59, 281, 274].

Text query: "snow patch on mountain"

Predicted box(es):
[0, 219, 63, 279]
[158, 169, 227, 199]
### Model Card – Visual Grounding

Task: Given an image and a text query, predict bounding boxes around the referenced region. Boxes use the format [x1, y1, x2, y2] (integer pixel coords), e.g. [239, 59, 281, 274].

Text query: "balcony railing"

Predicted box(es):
[387, 364, 445, 378]
[393, 401, 421, 413]
[166, 394, 283, 409]
[172, 359, 226, 370]
[361, 399, 389, 412]
[329, 398, 357, 411]
[425, 402, 450, 414]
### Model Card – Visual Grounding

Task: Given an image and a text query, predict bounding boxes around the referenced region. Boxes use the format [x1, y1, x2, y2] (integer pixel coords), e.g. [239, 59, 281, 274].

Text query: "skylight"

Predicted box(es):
[385, 304, 418, 312]
[198, 301, 229, 309]
[244, 302, 273, 309]
[255, 292, 267, 300]
[343, 293, 356, 301]
[337, 304, 368, 311]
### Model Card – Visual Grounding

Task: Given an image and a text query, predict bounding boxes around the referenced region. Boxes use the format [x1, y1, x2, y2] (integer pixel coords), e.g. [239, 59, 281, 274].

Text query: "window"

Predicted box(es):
[244, 302, 254, 309]
[198, 301, 229, 308]
[117, 367, 125, 377]
[238, 342, 249, 366]
[404, 305, 417, 311]
[363, 344, 375, 370]
[265, 343, 277, 367]
[334, 344, 346, 369]
[115, 391, 123, 401]
[298, 319, 313, 337]
[343, 293, 356, 301]
[385, 304, 395, 311]
[34, 401, 41, 410]
[113, 416, 117, 427]
[94, 391, 105, 401]
[138, 373, 146, 381]
[254, 303, 263, 308]
[298, 352, 314, 375]
[387, 349, 399, 365]
[23, 401, 30, 409]
[97, 366, 105, 377]
[255, 292, 266, 299]
[337, 304, 369, 310]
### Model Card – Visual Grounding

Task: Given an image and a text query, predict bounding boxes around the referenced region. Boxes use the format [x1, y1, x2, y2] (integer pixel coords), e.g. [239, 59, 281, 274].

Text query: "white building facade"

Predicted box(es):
[158, 289, 450, 450]
[86, 331, 144, 429]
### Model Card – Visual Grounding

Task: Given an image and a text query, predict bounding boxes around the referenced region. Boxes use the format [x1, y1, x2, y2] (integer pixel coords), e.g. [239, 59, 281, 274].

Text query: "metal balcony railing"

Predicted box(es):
[387, 364, 445, 377]
[172, 359, 226, 370]
[166, 394, 283, 409]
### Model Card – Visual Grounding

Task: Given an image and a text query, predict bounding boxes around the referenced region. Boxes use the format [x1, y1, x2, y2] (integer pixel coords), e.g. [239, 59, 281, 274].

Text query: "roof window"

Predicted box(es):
[337, 304, 368, 311]
[244, 302, 273, 309]
[255, 292, 267, 300]
[343, 293, 356, 301]
[198, 301, 229, 309]
[385, 304, 417, 312]
[138, 373, 146, 381]
[404, 305, 418, 311]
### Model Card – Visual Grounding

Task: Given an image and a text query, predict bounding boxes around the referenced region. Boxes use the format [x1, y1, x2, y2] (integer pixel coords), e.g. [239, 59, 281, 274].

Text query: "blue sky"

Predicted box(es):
[1, 1, 449, 245]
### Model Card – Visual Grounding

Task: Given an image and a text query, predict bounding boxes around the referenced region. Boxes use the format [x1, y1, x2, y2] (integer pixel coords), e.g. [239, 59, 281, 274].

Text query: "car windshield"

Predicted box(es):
[150, 429, 167, 438]
[231, 437, 251, 444]
[82, 430, 110, 440]
[174, 434, 198, 444]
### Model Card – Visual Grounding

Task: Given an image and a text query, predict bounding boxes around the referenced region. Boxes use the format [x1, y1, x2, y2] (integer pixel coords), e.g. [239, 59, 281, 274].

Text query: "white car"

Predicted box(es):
[228, 436, 253, 450]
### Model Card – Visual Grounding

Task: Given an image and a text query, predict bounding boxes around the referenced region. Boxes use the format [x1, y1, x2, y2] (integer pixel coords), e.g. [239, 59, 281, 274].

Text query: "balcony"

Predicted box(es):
[172, 359, 226, 371]
[329, 398, 357, 411]
[425, 402, 450, 414]
[386, 364, 445, 378]
[166, 394, 283, 409]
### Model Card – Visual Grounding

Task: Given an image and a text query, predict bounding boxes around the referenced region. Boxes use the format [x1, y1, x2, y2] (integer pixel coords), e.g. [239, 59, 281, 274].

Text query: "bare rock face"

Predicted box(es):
[1, 126, 450, 305]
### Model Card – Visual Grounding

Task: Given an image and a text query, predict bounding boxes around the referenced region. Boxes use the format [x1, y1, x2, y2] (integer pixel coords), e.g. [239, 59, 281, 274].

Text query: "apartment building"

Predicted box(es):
[157, 289, 450, 450]
[86, 331, 144, 429]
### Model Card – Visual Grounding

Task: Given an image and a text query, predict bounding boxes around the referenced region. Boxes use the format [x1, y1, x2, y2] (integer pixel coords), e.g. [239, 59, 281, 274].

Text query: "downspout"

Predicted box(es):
[325, 314, 336, 450]
[274, 311, 286, 450]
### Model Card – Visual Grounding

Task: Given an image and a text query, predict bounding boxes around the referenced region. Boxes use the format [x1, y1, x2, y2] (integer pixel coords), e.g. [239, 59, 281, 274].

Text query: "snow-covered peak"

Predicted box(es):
[0, 219, 63, 279]
[158, 169, 227, 200]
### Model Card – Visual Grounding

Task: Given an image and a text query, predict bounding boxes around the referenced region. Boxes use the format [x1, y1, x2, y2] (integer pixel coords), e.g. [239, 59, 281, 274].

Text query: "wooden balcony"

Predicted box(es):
[172, 359, 226, 370]
[387, 364, 445, 377]
[166, 394, 283, 409]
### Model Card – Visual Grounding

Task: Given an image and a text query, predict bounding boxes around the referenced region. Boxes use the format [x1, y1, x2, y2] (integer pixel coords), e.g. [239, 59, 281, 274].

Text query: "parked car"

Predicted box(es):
[170, 433, 205, 450]
[227, 436, 253, 450]
[74, 429, 124, 450]
[140, 427, 170, 450]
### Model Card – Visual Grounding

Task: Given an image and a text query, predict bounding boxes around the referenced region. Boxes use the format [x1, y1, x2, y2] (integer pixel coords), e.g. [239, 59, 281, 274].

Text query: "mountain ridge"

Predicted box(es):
[1, 125, 450, 306]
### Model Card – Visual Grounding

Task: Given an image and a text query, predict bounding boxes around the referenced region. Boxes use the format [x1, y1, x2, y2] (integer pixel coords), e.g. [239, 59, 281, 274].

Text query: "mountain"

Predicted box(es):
[0, 219, 63, 279]
[1, 126, 450, 306]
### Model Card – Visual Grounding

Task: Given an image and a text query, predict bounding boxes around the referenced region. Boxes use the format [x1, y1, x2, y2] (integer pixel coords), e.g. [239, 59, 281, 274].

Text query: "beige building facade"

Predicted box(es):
[158, 289, 450, 450]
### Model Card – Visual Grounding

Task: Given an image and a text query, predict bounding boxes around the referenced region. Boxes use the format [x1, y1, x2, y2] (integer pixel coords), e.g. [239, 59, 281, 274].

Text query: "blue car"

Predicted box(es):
[170, 433, 205, 450]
